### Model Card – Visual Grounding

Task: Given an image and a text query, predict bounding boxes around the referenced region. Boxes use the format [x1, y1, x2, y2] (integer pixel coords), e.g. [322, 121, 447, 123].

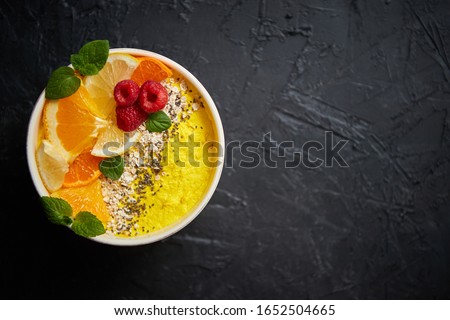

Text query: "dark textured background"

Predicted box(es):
[1, 0, 450, 299]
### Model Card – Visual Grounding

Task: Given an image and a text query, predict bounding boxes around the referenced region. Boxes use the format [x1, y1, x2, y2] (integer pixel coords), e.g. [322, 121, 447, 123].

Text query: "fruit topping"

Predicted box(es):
[116, 103, 148, 132]
[138, 80, 168, 114]
[114, 79, 140, 107]
[131, 57, 173, 86]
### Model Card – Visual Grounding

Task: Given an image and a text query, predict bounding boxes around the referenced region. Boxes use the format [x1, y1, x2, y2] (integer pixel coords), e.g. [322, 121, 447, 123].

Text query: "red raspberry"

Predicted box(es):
[114, 80, 140, 107]
[116, 103, 148, 132]
[138, 80, 168, 113]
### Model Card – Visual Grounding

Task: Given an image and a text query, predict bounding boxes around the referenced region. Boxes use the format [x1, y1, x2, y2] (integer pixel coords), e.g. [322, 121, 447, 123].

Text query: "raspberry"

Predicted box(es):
[114, 80, 140, 107]
[116, 103, 148, 132]
[138, 80, 168, 113]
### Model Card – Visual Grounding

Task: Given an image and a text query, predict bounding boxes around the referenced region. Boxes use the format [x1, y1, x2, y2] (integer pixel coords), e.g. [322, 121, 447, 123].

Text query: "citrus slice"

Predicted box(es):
[43, 88, 108, 162]
[91, 123, 141, 157]
[63, 151, 103, 188]
[131, 57, 173, 86]
[84, 53, 139, 119]
[36, 140, 69, 193]
[64, 85, 106, 119]
[51, 179, 110, 223]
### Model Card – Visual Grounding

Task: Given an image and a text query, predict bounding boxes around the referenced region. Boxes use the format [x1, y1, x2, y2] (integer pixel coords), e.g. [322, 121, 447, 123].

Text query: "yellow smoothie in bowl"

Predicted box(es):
[27, 41, 224, 245]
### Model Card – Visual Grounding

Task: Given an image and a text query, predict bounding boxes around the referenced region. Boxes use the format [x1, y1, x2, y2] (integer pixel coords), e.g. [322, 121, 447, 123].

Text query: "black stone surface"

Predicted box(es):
[1, 0, 450, 299]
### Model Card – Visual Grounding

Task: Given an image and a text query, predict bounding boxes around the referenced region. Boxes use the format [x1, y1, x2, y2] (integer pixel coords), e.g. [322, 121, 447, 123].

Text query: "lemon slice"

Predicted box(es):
[84, 53, 139, 119]
[36, 140, 69, 192]
[91, 124, 141, 157]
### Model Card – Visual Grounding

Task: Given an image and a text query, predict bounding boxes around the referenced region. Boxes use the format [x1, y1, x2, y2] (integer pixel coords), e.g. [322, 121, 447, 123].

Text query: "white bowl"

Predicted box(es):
[27, 48, 225, 246]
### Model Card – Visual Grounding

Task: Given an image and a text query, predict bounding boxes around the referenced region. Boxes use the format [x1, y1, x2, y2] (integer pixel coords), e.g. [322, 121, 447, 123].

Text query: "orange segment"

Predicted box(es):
[43, 87, 108, 161]
[63, 151, 103, 188]
[64, 85, 105, 118]
[131, 57, 173, 86]
[52, 179, 110, 223]
[55, 100, 97, 152]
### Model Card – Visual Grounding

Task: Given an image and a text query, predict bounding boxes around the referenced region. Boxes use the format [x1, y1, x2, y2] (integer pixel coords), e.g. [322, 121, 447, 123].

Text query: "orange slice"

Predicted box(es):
[63, 151, 103, 188]
[43, 86, 108, 161]
[52, 179, 110, 223]
[131, 57, 173, 86]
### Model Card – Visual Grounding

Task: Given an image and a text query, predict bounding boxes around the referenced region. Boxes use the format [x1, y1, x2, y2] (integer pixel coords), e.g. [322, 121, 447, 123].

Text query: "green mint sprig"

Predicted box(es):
[45, 40, 109, 100]
[71, 211, 106, 238]
[40, 196, 73, 226]
[45, 67, 81, 99]
[71, 40, 109, 76]
[40, 196, 106, 238]
[99, 155, 124, 180]
[146, 111, 172, 132]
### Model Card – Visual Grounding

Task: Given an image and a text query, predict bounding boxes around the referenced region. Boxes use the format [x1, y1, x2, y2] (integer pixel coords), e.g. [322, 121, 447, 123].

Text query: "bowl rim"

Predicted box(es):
[26, 48, 225, 246]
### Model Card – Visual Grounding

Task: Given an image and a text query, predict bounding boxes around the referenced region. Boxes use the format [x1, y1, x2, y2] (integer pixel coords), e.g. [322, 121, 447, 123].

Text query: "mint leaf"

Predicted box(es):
[71, 211, 105, 238]
[70, 54, 85, 72]
[99, 155, 124, 180]
[45, 66, 81, 99]
[40, 196, 73, 226]
[146, 111, 172, 132]
[71, 40, 109, 76]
